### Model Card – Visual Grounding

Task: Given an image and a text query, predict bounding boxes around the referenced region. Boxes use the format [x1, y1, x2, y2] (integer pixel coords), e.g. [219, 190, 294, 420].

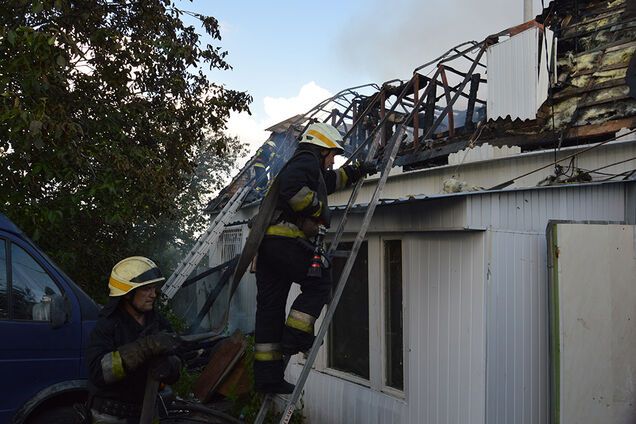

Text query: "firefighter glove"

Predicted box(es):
[356, 161, 378, 177]
[118, 332, 181, 372]
[149, 355, 182, 385]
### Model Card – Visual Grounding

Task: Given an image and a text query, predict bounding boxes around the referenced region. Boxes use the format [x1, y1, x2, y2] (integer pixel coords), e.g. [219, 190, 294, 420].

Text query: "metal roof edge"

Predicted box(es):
[363, 137, 636, 184]
[330, 178, 636, 211]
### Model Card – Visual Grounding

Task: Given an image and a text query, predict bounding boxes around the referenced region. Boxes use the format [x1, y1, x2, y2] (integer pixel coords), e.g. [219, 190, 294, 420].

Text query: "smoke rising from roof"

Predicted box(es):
[334, 0, 534, 82]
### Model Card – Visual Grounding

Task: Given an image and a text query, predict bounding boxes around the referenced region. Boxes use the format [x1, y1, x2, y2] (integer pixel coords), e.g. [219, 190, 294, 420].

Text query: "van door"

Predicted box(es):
[0, 235, 81, 422]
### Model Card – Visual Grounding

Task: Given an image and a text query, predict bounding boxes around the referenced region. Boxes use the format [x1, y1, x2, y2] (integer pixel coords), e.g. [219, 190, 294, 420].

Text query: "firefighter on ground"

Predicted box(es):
[253, 122, 376, 394]
[86, 257, 181, 424]
[253, 137, 278, 194]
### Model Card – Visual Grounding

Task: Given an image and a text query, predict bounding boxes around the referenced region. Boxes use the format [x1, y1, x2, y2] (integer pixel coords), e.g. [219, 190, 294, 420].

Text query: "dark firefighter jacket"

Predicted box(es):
[86, 298, 171, 407]
[254, 142, 276, 169]
[266, 149, 362, 239]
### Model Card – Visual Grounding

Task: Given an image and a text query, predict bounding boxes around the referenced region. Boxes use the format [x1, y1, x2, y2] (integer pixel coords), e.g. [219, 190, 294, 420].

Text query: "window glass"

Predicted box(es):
[11, 243, 62, 321]
[329, 241, 369, 379]
[384, 240, 404, 390]
[0, 240, 7, 319]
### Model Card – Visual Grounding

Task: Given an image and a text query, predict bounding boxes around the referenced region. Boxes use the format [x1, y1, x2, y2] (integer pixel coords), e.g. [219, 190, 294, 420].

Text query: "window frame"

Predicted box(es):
[311, 234, 407, 399]
[379, 236, 406, 398]
[324, 238, 371, 381]
[0, 237, 65, 322]
[0, 237, 9, 320]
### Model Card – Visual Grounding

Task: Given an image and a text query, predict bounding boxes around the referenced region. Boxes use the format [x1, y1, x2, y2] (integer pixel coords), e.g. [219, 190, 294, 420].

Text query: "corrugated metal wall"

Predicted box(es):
[486, 27, 554, 121]
[473, 183, 627, 424]
[486, 230, 549, 424]
[287, 368, 407, 424]
[294, 183, 630, 423]
[466, 183, 627, 231]
[403, 232, 486, 424]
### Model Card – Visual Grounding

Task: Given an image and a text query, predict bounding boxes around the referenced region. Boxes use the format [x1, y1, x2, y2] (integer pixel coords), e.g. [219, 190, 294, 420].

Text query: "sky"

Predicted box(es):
[177, 0, 545, 160]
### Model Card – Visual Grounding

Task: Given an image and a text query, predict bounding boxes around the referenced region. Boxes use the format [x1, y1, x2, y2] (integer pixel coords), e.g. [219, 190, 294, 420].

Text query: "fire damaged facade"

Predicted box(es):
[174, 0, 636, 422]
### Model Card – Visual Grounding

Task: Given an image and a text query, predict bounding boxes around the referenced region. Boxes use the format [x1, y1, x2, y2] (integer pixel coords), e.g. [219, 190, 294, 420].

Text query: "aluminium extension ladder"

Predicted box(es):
[161, 182, 254, 300]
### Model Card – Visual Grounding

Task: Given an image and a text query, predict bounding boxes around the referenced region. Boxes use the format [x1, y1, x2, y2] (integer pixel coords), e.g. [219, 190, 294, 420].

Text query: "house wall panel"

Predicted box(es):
[286, 368, 406, 424]
[333, 198, 468, 234]
[486, 230, 549, 424]
[466, 183, 626, 232]
[405, 232, 486, 424]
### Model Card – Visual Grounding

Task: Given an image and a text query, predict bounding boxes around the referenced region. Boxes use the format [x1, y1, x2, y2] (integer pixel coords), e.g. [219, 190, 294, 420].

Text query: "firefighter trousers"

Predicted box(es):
[254, 236, 331, 386]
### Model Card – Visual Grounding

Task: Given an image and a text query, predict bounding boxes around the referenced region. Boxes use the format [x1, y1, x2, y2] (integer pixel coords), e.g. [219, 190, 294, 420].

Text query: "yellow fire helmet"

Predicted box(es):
[108, 256, 165, 297]
[299, 123, 344, 154]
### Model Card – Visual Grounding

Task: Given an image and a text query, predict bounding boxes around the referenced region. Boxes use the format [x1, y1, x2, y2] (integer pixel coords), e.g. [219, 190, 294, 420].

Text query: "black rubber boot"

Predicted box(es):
[254, 379, 295, 394]
[281, 327, 321, 356]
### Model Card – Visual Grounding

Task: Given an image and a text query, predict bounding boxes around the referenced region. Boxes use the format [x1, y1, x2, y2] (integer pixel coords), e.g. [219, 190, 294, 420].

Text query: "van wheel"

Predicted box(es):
[28, 405, 84, 424]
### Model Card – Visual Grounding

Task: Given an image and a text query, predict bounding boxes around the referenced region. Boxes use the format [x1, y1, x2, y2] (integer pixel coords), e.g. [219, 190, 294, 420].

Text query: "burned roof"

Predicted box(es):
[399, 0, 636, 169]
[537, 0, 636, 130]
[207, 0, 636, 213]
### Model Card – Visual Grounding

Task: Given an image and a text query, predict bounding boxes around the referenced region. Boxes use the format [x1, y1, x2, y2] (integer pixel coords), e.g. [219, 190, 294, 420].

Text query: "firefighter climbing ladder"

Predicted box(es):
[253, 80, 415, 423]
[255, 42, 487, 422]
[254, 105, 409, 424]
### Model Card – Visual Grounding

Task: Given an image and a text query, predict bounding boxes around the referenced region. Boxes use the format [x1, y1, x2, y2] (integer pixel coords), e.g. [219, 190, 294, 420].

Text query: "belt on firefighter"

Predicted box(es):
[91, 396, 141, 418]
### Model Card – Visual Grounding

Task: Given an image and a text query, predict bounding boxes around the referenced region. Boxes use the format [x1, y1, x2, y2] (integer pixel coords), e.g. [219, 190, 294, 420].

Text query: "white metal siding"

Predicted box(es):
[486, 230, 549, 424]
[336, 198, 468, 234]
[487, 27, 554, 121]
[466, 183, 626, 232]
[405, 232, 486, 424]
[287, 368, 406, 424]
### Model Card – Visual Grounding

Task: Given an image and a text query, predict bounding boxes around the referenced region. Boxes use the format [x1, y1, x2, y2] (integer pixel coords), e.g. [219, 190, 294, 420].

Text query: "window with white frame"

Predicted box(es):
[326, 237, 405, 394]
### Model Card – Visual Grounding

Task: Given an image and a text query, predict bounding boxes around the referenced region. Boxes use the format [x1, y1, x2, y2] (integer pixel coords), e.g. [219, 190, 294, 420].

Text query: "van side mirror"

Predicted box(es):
[50, 294, 69, 329]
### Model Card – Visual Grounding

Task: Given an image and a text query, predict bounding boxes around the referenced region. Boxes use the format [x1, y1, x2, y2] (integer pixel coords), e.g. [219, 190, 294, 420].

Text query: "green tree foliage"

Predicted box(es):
[0, 0, 251, 300]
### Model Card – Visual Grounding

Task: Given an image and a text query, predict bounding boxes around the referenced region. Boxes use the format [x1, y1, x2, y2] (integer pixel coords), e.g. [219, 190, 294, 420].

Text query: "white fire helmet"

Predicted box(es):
[299, 123, 344, 154]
